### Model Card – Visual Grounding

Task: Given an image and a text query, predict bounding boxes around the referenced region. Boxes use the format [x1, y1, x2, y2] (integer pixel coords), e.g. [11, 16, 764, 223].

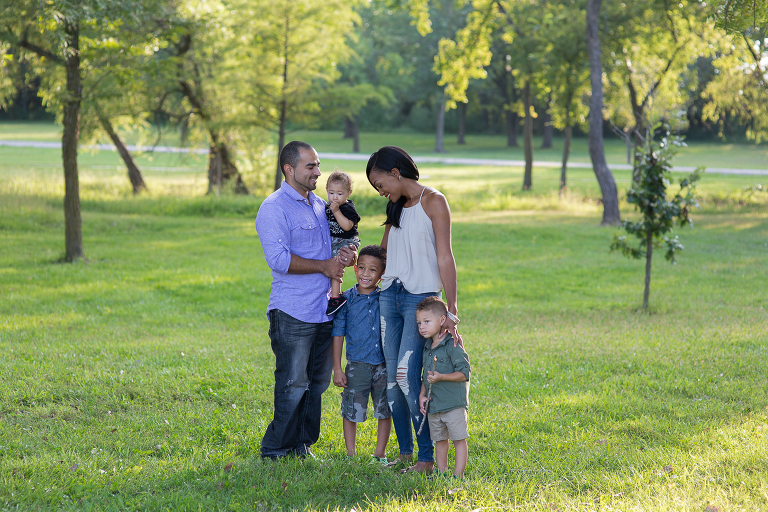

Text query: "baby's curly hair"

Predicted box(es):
[416, 296, 448, 317]
[326, 170, 353, 192]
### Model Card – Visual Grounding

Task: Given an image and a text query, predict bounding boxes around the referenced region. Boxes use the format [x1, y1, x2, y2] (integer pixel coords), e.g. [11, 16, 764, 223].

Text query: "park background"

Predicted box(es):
[1, 0, 767, 511]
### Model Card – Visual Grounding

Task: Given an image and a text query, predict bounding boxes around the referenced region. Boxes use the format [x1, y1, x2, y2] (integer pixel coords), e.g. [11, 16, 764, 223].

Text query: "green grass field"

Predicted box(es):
[1, 123, 768, 510]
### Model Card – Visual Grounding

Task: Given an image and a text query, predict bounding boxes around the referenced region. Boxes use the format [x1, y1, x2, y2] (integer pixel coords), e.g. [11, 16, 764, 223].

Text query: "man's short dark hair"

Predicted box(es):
[358, 245, 386, 270]
[279, 141, 314, 176]
[416, 296, 448, 317]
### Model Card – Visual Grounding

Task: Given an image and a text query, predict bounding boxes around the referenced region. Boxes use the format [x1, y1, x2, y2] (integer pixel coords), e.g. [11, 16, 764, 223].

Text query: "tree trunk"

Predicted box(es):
[207, 137, 249, 195]
[457, 101, 466, 145]
[561, 124, 572, 195]
[506, 111, 518, 147]
[434, 93, 446, 153]
[343, 117, 354, 139]
[99, 115, 146, 194]
[541, 99, 553, 149]
[586, 0, 621, 226]
[643, 231, 653, 310]
[62, 20, 83, 261]
[626, 133, 632, 165]
[522, 80, 533, 190]
[352, 115, 360, 153]
[627, 77, 645, 175]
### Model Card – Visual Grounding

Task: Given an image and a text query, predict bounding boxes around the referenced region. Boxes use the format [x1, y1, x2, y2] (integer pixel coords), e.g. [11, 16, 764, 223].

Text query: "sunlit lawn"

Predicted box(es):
[1, 129, 767, 510]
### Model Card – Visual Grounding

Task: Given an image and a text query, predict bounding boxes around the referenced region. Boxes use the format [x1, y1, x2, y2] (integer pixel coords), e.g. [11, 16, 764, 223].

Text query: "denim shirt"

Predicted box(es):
[331, 285, 384, 365]
[255, 181, 332, 324]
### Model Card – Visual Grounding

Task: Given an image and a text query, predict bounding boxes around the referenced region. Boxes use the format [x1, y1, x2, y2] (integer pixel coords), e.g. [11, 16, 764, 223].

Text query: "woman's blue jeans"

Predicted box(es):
[380, 280, 438, 462]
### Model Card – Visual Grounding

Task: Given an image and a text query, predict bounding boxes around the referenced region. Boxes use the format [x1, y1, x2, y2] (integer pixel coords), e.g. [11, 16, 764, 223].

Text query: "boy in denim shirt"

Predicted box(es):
[332, 245, 391, 462]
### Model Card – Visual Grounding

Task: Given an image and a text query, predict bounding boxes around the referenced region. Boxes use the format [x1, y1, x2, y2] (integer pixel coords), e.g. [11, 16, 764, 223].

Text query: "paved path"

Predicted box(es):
[3, 140, 768, 176]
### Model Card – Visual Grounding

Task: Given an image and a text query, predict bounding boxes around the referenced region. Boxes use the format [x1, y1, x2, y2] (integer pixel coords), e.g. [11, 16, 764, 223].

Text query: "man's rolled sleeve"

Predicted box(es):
[256, 203, 291, 274]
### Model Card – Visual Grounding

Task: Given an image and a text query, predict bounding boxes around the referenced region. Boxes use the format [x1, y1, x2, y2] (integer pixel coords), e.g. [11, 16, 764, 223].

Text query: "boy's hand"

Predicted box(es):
[329, 200, 340, 213]
[426, 370, 442, 384]
[332, 367, 347, 388]
[419, 394, 430, 415]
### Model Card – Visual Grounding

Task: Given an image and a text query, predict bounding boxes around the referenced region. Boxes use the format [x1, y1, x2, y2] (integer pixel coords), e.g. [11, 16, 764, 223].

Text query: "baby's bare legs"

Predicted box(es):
[331, 253, 345, 297]
[453, 439, 468, 478]
[331, 276, 343, 298]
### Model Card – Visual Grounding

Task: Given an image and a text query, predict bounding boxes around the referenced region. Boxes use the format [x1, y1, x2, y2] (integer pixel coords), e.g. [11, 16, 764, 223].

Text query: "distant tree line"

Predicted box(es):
[0, 0, 765, 260]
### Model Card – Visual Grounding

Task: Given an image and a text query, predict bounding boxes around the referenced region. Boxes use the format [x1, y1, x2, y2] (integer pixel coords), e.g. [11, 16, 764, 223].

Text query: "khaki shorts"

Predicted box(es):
[428, 407, 469, 442]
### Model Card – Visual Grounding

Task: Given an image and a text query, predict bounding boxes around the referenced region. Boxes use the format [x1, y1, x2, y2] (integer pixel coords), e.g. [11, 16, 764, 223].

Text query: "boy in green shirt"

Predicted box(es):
[416, 296, 471, 479]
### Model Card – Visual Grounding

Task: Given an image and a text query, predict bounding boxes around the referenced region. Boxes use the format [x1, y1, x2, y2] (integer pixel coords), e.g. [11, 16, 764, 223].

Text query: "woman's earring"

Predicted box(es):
[398, 176, 402, 181]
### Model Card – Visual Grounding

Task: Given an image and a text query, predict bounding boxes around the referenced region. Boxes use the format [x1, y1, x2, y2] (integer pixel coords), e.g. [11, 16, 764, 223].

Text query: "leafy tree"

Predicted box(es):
[586, 0, 621, 225]
[322, 83, 394, 153]
[704, 1, 768, 143]
[0, 0, 156, 260]
[233, 0, 359, 190]
[611, 129, 701, 311]
[602, 0, 714, 170]
[152, 0, 252, 196]
[541, 0, 590, 193]
[410, 0, 478, 153]
[702, 28, 768, 142]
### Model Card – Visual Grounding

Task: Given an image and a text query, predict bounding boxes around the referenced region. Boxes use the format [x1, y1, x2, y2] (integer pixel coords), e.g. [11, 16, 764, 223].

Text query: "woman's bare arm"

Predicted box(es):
[422, 189, 462, 345]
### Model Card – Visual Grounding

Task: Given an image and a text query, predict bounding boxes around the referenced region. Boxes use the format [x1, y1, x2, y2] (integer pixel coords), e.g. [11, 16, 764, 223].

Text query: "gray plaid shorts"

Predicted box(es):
[331, 236, 361, 258]
[340, 361, 391, 422]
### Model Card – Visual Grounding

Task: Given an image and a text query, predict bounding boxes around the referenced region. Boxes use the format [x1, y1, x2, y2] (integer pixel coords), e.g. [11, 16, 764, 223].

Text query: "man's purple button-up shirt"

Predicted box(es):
[255, 181, 332, 324]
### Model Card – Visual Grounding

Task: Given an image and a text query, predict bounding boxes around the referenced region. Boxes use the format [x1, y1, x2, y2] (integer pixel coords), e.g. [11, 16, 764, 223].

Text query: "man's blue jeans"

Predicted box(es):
[380, 280, 438, 463]
[260, 309, 334, 459]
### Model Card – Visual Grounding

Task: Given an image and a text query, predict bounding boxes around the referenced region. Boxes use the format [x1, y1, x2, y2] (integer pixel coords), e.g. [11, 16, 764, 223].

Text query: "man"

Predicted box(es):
[255, 141, 357, 459]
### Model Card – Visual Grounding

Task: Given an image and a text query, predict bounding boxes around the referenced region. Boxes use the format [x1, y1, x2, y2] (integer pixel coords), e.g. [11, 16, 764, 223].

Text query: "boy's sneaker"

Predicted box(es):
[326, 296, 346, 316]
[369, 455, 388, 466]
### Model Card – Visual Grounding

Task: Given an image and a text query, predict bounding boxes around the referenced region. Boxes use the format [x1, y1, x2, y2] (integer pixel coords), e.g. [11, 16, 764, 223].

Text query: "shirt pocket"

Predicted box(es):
[434, 356, 454, 375]
[289, 217, 322, 257]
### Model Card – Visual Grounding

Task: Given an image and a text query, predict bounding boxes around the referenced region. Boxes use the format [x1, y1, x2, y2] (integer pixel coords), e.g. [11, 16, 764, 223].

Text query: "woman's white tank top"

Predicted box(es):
[380, 188, 443, 294]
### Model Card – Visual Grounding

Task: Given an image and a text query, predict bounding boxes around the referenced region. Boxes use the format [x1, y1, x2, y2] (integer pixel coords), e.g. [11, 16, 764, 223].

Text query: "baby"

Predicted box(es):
[325, 170, 361, 316]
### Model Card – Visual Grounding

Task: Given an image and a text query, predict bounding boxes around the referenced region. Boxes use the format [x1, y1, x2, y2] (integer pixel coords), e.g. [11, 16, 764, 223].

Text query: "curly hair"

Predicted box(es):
[326, 170, 353, 192]
[358, 245, 386, 269]
[416, 296, 447, 317]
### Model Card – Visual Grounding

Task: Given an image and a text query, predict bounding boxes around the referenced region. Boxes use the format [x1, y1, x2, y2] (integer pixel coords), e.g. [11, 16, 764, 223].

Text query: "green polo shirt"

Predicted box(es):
[421, 333, 471, 414]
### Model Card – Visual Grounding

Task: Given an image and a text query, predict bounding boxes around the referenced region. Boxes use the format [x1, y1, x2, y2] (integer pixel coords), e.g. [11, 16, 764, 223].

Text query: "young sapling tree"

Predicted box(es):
[611, 128, 702, 310]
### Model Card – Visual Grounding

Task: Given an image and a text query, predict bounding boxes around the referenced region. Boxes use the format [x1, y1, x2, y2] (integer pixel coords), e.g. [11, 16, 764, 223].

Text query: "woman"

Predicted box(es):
[366, 146, 462, 473]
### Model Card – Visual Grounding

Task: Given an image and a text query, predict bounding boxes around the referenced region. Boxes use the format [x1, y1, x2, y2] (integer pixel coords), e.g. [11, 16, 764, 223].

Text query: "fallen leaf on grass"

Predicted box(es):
[596, 439, 608, 445]
[69, 464, 78, 472]
[110, 428, 118, 433]
[705, 506, 719, 512]
[224, 463, 233, 472]
[282, 482, 288, 491]
[448, 487, 463, 495]
[12, 468, 16, 476]
[663, 465, 674, 474]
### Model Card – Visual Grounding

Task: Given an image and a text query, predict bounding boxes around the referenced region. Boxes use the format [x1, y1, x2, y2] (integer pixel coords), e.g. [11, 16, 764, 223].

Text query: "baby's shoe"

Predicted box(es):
[326, 296, 346, 316]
